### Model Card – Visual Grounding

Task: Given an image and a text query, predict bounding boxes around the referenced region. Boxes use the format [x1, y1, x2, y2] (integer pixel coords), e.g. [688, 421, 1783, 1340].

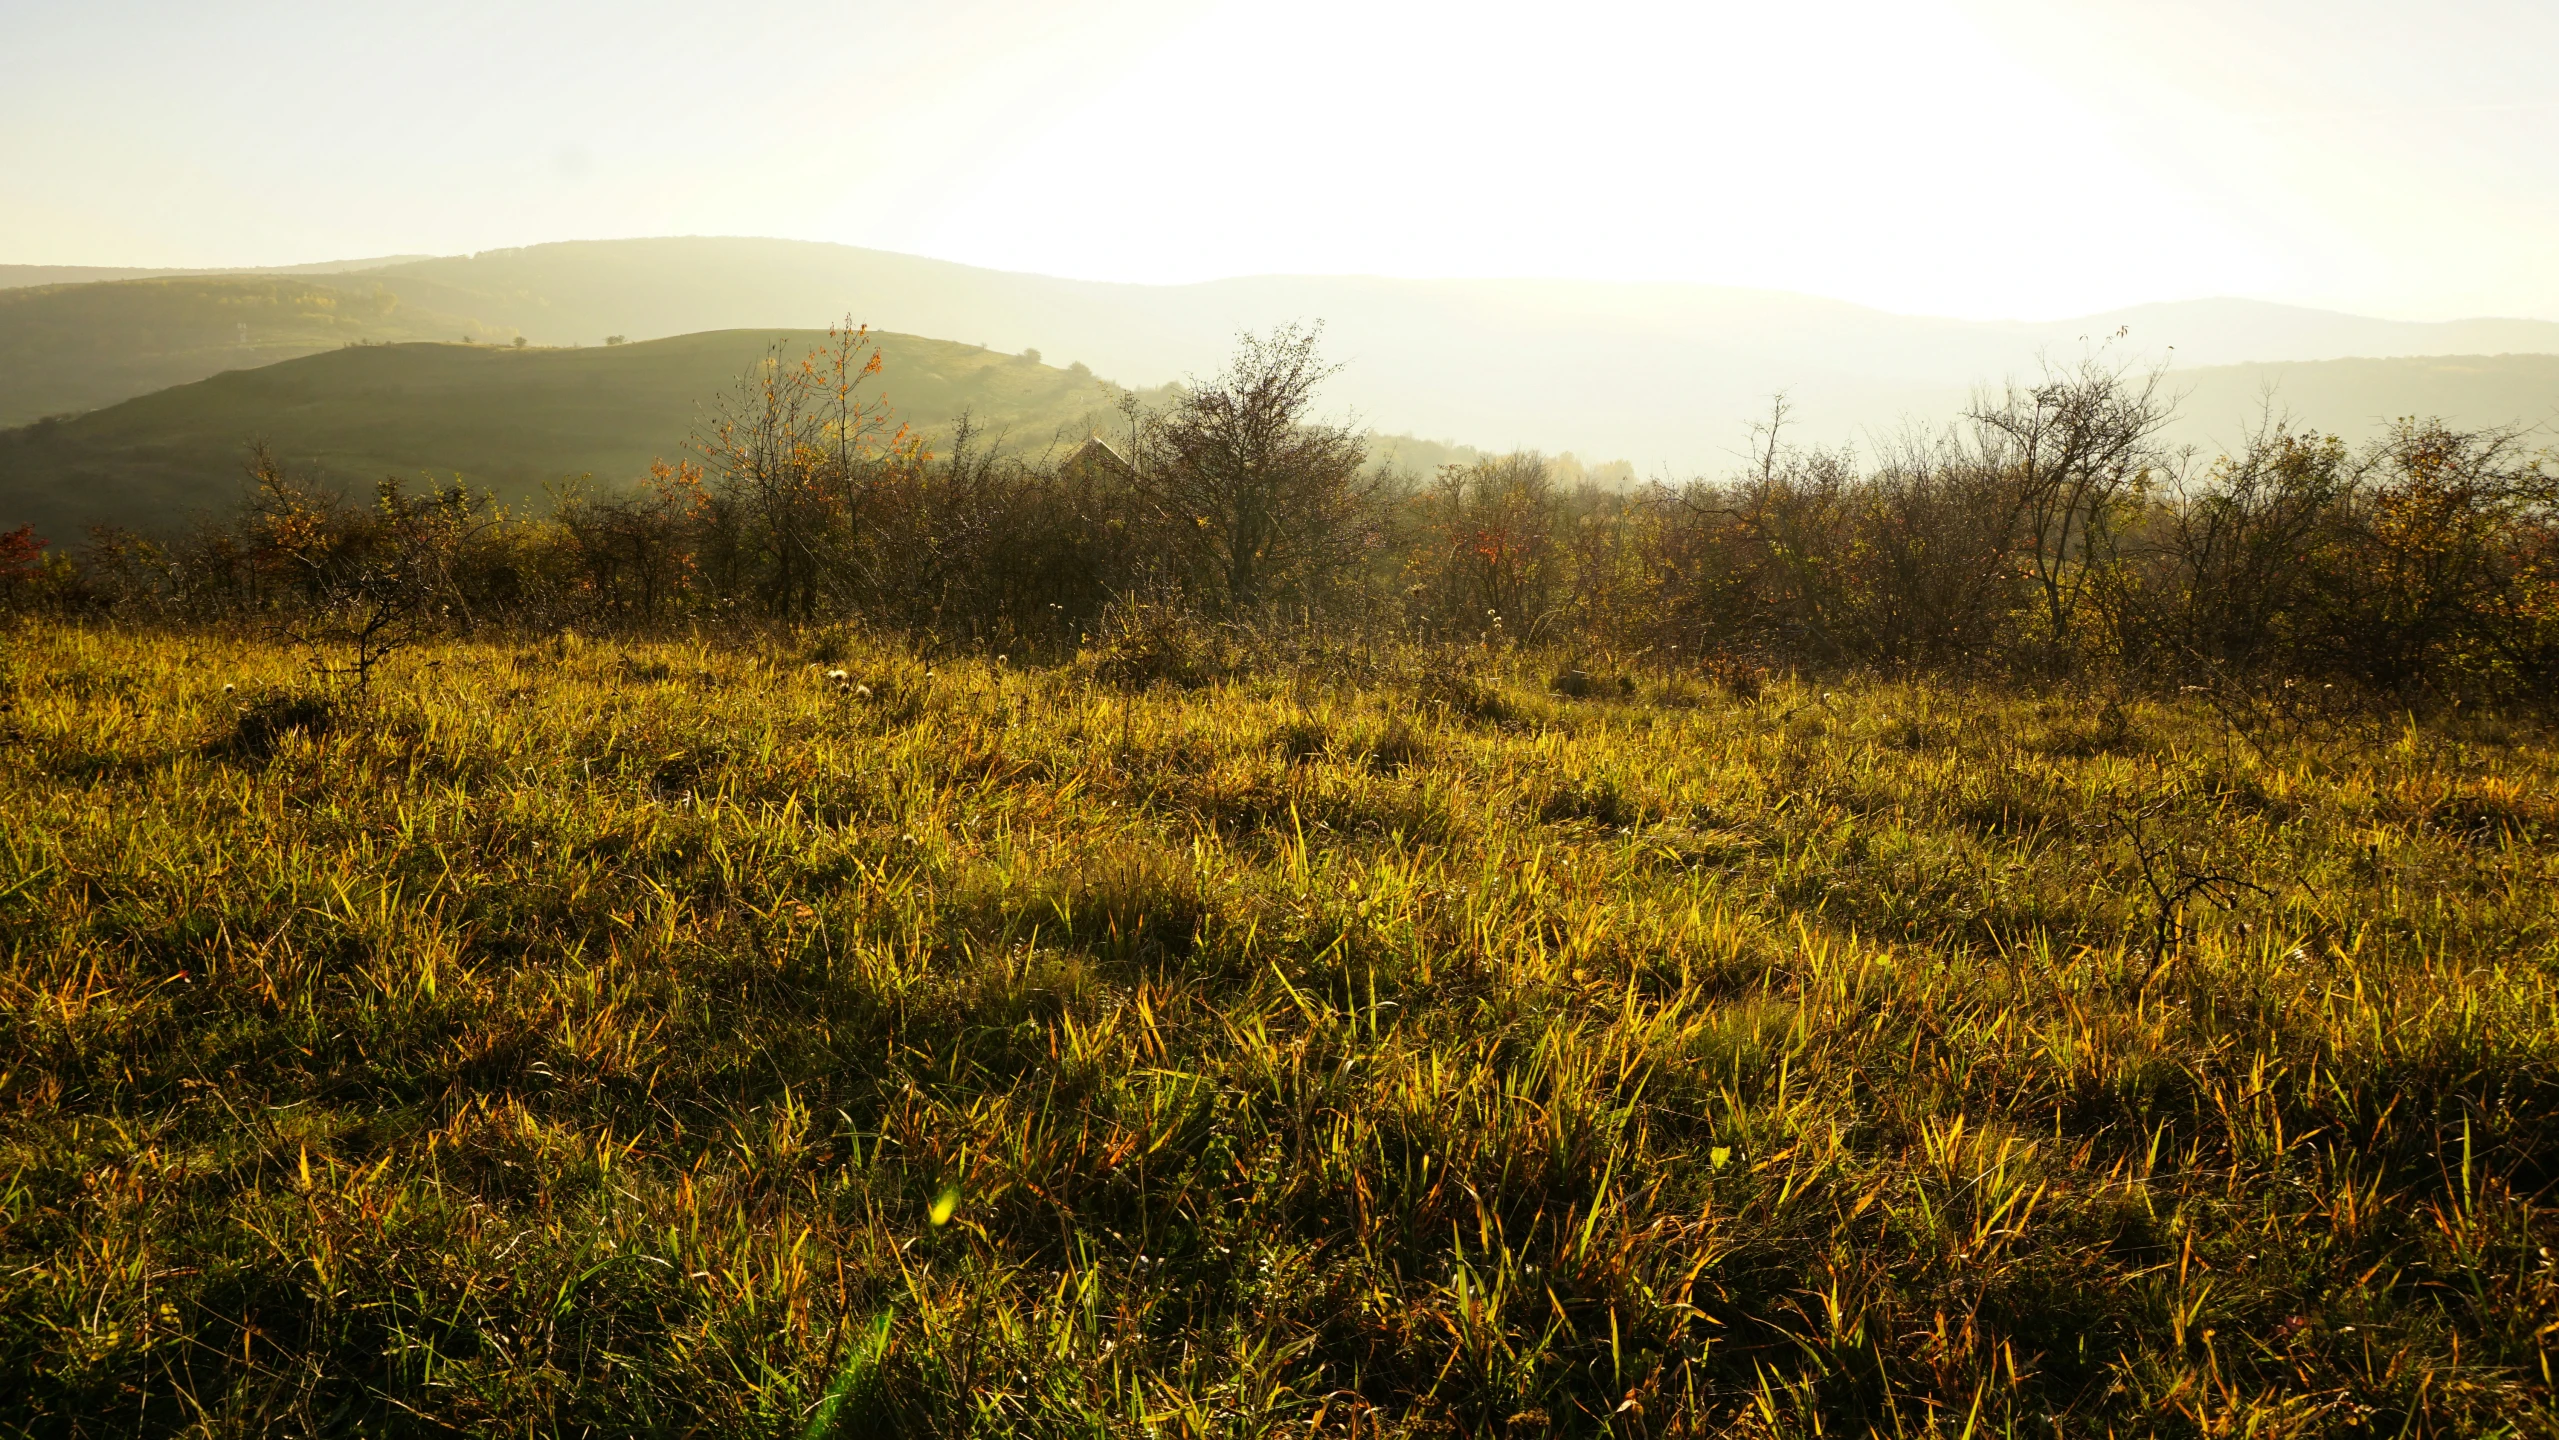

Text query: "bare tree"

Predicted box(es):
[2153, 415, 2351, 676]
[1966, 353, 2174, 658]
[1136, 324, 1372, 614]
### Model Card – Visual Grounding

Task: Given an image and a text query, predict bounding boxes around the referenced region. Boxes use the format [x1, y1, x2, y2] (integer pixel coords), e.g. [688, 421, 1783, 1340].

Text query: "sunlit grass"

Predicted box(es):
[2, 623, 2555, 1435]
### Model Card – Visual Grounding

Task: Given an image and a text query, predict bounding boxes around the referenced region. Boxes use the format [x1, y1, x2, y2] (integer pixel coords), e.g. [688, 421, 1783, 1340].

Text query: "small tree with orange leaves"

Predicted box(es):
[554, 462, 705, 624]
[1406, 452, 1566, 640]
[0, 525, 47, 596]
[693, 319, 924, 620]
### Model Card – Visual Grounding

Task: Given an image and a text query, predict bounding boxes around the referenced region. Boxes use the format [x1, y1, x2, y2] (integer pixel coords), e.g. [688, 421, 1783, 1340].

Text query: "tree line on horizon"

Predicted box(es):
[4, 320, 2554, 711]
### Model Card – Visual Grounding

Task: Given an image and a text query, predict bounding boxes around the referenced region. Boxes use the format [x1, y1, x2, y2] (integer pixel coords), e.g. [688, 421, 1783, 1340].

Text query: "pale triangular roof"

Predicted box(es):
[1062, 433, 1134, 474]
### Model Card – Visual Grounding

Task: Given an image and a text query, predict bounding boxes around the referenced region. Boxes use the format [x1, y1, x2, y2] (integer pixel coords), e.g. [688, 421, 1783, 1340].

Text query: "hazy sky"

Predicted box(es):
[4, 0, 2553, 321]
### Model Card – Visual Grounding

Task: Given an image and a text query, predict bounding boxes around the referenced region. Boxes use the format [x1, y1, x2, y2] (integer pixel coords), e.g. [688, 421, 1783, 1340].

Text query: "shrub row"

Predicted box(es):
[7, 331, 2552, 709]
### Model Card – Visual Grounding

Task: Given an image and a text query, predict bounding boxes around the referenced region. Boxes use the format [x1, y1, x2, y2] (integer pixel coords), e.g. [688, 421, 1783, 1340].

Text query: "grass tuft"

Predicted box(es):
[2, 625, 2555, 1435]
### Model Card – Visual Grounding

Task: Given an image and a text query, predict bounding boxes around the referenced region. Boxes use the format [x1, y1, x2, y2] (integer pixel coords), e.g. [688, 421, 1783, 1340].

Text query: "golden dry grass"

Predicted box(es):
[2, 623, 2555, 1436]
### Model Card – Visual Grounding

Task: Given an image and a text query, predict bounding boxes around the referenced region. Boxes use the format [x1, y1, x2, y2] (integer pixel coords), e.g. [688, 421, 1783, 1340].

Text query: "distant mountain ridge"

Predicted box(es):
[2153, 353, 2559, 457]
[344, 239, 2559, 366]
[327, 241, 2559, 464]
[0, 257, 435, 290]
[1, 237, 2553, 493]
[2073, 297, 2559, 365]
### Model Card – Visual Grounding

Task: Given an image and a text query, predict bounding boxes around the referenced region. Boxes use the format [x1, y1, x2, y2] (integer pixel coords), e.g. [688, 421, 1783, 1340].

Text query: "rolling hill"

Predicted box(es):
[0, 329, 1163, 540]
[0, 256, 433, 292]
[6, 320, 2552, 543]
[0, 276, 506, 427]
[7, 238, 2557, 471]
[2157, 353, 2559, 456]
[326, 239, 2559, 465]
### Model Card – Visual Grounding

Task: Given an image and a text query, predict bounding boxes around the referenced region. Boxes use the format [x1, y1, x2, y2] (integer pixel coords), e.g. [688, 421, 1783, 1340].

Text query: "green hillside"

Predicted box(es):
[0, 276, 505, 428]
[0, 329, 1154, 539]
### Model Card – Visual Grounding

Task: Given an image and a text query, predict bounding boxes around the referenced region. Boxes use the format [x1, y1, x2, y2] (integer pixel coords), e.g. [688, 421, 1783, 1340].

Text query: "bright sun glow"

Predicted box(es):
[3, 0, 2553, 320]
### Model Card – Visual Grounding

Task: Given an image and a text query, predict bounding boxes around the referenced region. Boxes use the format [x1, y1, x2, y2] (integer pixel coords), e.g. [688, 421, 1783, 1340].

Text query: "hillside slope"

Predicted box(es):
[0, 277, 504, 427]
[335, 238, 2559, 465]
[7, 238, 2556, 465]
[8, 327, 2549, 543]
[0, 256, 433, 292]
[2161, 353, 2559, 453]
[1861, 353, 2559, 460]
[0, 329, 1152, 539]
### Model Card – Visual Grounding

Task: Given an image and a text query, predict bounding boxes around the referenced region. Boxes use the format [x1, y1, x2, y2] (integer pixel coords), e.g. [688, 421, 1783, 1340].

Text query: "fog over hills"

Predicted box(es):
[333, 240, 2559, 467]
[5, 335, 2552, 545]
[2151, 354, 2559, 459]
[3, 238, 2555, 526]
[0, 257, 435, 292]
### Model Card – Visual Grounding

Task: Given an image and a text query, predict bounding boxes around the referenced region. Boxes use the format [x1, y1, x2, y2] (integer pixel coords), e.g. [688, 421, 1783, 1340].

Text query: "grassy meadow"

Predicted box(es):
[2, 623, 2556, 1435]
